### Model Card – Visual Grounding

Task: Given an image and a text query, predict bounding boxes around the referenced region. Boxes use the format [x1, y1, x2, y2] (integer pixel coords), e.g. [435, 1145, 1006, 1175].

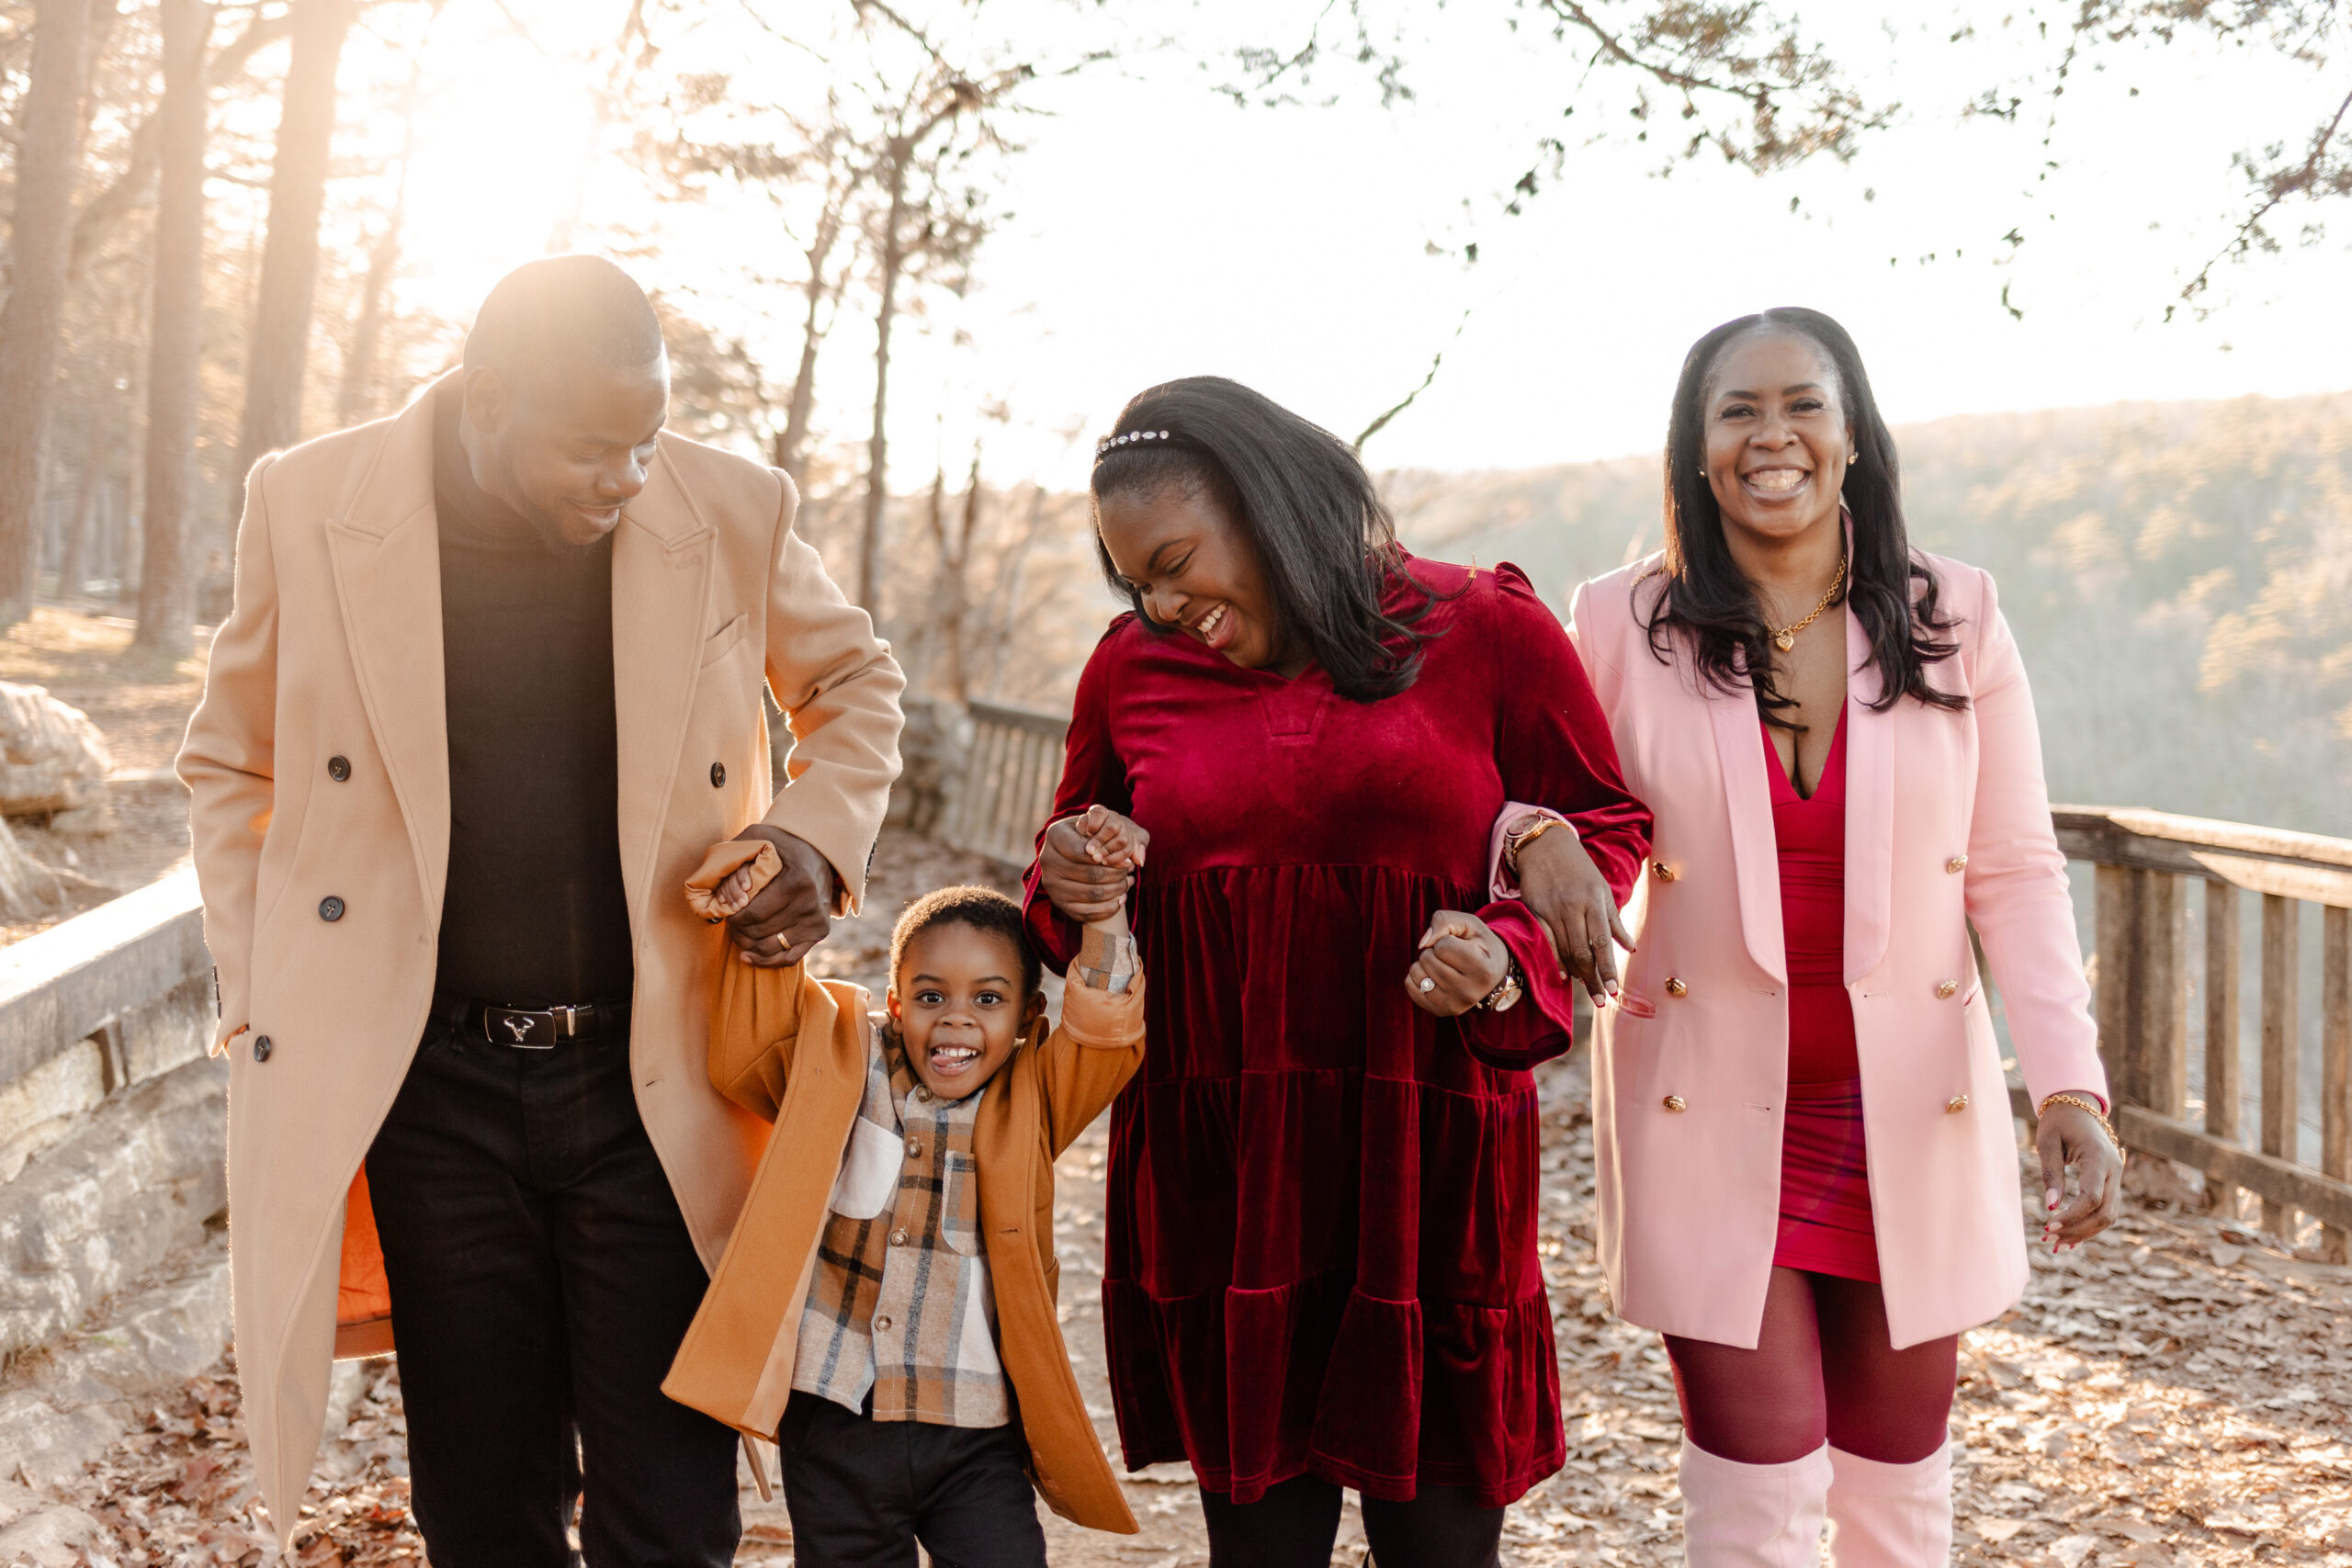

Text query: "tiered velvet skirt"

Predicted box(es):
[1093, 863, 1564, 1507]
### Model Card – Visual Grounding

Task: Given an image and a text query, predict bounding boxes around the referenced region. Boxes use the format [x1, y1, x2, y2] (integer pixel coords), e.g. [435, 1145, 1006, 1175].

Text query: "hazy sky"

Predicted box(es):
[379, 1, 2352, 482]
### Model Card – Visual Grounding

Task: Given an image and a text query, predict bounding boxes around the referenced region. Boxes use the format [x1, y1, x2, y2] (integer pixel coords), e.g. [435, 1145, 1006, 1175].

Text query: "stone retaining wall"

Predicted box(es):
[0, 865, 220, 1366]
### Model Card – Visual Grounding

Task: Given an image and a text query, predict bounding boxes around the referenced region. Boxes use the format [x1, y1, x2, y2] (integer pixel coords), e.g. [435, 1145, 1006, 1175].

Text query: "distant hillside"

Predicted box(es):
[1382, 393, 2352, 839]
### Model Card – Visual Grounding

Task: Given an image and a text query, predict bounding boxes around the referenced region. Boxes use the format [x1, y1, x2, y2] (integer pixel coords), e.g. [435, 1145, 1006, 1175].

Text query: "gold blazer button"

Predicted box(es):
[1936, 979, 1961, 998]
[1664, 977, 1689, 998]
[1653, 861, 1678, 882]
[1663, 1095, 1687, 1112]
[1946, 855, 1968, 874]
[1945, 1095, 1970, 1114]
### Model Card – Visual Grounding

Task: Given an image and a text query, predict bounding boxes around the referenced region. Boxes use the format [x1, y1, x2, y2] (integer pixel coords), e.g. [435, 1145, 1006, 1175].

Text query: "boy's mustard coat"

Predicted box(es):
[662, 840, 1143, 1533]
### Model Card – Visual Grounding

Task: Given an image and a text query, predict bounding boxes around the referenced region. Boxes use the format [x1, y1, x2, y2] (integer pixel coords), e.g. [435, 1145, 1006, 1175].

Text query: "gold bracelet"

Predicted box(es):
[2037, 1091, 2119, 1153]
[1504, 817, 1567, 875]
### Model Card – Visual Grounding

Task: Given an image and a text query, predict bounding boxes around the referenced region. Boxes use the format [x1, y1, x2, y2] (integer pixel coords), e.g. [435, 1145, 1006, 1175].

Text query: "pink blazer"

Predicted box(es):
[1564, 552, 2106, 1349]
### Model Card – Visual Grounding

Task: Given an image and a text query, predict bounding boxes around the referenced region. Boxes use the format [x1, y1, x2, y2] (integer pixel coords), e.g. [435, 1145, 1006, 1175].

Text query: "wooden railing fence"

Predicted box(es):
[935, 699, 1069, 868]
[933, 711, 2352, 1260]
[2053, 807, 2352, 1259]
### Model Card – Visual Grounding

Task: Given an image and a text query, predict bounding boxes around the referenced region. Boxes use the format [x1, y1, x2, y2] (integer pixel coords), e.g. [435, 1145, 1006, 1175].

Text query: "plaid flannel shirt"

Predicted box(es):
[790, 1022, 1010, 1427]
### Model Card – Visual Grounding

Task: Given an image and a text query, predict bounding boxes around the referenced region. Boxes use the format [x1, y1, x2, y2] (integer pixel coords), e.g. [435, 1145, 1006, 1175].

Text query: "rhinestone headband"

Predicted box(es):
[1093, 428, 1180, 463]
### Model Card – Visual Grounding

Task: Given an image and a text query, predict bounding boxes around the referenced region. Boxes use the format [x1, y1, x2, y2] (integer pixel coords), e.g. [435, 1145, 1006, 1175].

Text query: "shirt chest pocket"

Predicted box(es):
[829, 1115, 902, 1220]
[942, 1151, 981, 1258]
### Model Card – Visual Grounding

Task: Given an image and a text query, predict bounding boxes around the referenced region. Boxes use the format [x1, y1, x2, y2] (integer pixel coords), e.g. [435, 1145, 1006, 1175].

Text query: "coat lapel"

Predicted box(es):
[611, 438, 716, 935]
[324, 381, 450, 912]
[1842, 602, 1895, 984]
[1705, 659, 1787, 985]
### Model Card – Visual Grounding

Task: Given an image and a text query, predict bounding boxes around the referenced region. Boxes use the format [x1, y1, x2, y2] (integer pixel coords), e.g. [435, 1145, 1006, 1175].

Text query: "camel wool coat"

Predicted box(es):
[176, 374, 906, 1535]
[1566, 551, 2107, 1351]
[662, 840, 1143, 1534]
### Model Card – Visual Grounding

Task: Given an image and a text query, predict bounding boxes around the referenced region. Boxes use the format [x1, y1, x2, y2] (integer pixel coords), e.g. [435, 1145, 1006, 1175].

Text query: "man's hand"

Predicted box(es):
[1515, 826, 1634, 1004]
[1405, 910, 1510, 1018]
[1038, 806, 1148, 925]
[725, 826, 838, 967]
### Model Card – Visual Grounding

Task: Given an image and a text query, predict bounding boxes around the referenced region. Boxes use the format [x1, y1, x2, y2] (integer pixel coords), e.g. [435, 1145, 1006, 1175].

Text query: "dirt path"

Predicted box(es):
[18, 835, 2352, 1566]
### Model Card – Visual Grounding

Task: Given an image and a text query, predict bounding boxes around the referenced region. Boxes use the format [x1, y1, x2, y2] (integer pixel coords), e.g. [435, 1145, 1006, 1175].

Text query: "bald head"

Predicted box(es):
[457, 255, 671, 552]
[464, 254, 666, 389]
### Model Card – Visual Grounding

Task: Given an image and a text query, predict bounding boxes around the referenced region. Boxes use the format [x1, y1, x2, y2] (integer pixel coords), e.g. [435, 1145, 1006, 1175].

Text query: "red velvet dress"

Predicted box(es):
[1023, 559, 1649, 1507]
[1762, 709, 1882, 1283]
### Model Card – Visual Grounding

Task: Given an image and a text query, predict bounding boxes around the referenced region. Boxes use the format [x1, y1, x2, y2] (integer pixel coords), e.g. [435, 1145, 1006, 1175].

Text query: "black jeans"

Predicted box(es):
[777, 1391, 1046, 1568]
[1200, 1475, 1506, 1568]
[366, 1021, 740, 1568]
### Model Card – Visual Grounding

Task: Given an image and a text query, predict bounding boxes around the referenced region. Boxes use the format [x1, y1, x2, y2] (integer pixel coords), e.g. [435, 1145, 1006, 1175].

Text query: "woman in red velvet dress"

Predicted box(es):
[1025, 376, 1651, 1566]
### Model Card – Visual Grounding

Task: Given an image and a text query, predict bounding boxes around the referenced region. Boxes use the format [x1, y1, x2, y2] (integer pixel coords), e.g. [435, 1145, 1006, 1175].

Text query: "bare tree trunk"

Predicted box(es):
[56, 460, 100, 601]
[133, 0, 211, 656]
[776, 168, 854, 489]
[857, 141, 912, 615]
[229, 0, 357, 527]
[927, 447, 979, 703]
[0, 0, 101, 622]
[339, 14, 436, 428]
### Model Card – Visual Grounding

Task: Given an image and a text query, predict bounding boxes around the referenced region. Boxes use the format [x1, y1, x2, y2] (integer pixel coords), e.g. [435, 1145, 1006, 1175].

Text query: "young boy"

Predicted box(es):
[662, 807, 1148, 1566]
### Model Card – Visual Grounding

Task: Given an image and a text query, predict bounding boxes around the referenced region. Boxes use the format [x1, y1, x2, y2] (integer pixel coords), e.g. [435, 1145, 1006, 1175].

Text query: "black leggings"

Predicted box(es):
[1200, 1475, 1503, 1568]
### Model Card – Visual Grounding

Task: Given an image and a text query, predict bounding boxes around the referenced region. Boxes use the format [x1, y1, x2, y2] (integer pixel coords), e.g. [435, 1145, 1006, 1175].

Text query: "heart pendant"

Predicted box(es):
[1773, 632, 1796, 652]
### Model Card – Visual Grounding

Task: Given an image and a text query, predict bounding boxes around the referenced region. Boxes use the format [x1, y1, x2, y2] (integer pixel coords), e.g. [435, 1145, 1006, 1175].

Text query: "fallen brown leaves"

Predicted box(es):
[40, 1359, 421, 1566]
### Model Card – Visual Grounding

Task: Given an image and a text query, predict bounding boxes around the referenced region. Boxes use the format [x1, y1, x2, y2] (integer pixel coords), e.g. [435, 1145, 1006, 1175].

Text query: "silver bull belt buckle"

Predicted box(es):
[485, 1006, 565, 1049]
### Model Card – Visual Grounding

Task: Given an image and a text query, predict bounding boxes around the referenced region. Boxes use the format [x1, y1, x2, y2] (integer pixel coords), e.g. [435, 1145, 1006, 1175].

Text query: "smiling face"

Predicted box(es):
[1095, 480, 1290, 672]
[1701, 330, 1852, 550]
[887, 921, 1046, 1101]
[461, 354, 670, 552]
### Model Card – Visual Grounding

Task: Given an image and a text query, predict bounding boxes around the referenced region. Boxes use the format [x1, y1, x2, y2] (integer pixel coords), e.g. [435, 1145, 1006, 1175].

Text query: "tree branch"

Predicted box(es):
[1355, 309, 1471, 449]
[2176, 78, 2352, 311]
[69, 9, 295, 266]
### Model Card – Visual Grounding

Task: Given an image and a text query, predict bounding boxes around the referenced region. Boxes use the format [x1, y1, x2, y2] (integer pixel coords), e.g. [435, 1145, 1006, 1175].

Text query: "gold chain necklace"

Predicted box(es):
[1768, 553, 1848, 652]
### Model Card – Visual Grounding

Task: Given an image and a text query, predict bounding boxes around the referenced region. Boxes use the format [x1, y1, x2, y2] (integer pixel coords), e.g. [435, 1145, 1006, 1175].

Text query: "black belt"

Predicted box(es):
[432, 991, 631, 1049]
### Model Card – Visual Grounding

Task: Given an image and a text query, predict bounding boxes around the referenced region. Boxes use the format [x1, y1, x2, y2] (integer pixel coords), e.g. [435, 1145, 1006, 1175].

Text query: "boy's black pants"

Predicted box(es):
[778, 1391, 1046, 1568]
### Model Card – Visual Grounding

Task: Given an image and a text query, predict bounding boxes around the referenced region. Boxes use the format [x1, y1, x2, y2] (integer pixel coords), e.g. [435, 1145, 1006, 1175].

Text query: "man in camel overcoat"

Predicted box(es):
[178, 254, 905, 1565]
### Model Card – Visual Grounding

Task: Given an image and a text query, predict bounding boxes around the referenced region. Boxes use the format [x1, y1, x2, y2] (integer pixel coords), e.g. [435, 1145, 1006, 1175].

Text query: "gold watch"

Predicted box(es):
[1503, 815, 1572, 876]
[1480, 957, 1525, 1013]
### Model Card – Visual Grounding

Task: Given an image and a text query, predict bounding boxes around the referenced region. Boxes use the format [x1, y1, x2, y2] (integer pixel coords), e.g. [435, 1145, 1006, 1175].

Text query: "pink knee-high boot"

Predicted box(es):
[1824, 1444, 1954, 1567]
[1678, 1439, 1832, 1567]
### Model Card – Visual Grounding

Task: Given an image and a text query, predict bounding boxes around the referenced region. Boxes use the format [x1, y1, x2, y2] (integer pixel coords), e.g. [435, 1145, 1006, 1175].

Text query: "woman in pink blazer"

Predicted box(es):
[1509, 308, 2122, 1567]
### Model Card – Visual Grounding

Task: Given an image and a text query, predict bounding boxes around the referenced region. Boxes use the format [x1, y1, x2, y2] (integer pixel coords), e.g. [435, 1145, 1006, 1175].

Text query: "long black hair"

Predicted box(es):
[1089, 377, 1439, 703]
[1648, 307, 1962, 721]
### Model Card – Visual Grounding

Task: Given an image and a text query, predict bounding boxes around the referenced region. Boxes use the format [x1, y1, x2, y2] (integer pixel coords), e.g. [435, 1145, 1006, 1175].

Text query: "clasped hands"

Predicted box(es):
[710, 825, 840, 967]
[1036, 805, 1148, 928]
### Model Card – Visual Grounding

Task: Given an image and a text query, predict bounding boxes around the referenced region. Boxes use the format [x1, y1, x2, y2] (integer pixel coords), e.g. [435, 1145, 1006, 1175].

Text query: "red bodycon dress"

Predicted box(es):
[1763, 709, 1882, 1283]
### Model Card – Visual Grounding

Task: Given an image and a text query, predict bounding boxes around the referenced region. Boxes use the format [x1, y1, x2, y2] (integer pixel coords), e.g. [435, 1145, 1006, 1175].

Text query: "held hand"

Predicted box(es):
[2036, 1098, 2123, 1250]
[707, 863, 763, 920]
[725, 826, 837, 968]
[1040, 806, 1146, 925]
[1515, 827, 1634, 1005]
[1405, 910, 1509, 1018]
[1075, 803, 1149, 872]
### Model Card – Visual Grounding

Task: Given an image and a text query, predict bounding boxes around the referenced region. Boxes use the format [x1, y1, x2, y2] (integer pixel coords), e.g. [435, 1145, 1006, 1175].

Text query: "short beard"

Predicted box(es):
[519, 503, 606, 558]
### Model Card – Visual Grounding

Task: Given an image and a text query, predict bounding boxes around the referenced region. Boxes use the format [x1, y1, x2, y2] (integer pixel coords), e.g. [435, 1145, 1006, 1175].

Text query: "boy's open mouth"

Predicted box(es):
[928, 1043, 982, 1079]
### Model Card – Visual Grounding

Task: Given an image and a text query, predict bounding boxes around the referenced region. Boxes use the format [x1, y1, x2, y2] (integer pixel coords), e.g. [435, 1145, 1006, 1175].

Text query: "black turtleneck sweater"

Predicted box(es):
[431, 383, 635, 1009]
